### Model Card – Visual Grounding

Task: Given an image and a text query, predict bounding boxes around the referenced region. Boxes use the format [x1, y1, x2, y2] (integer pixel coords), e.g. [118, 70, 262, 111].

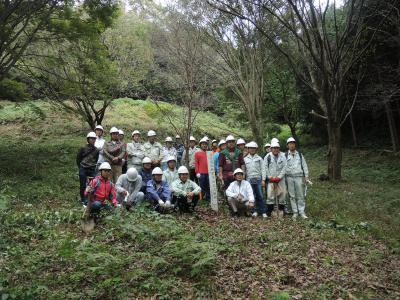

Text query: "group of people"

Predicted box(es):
[76, 125, 311, 220]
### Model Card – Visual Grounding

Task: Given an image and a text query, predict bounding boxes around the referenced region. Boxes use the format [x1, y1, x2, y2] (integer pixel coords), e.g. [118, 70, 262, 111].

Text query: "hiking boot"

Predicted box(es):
[292, 213, 298, 220]
[300, 213, 308, 219]
[262, 213, 268, 218]
[252, 212, 258, 217]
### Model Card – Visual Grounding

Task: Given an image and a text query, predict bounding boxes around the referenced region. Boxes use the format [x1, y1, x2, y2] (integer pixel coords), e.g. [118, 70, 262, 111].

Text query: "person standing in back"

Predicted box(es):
[195, 137, 210, 201]
[103, 127, 126, 183]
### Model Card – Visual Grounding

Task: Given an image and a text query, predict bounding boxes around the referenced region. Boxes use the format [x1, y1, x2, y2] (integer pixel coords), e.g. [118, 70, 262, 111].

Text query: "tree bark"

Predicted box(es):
[327, 123, 342, 180]
[288, 124, 300, 148]
[349, 113, 358, 148]
[385, 101, 400, 152]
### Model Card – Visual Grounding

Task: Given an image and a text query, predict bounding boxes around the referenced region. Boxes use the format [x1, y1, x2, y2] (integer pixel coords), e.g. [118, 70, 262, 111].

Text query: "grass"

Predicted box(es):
[0, 99, 400, 298]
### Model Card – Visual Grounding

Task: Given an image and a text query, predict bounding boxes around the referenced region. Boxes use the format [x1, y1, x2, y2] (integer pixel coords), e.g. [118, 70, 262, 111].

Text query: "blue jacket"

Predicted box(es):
[146, 179, 171, 201]
[214, 152, 220, 174]
[140, 169, 153, 188]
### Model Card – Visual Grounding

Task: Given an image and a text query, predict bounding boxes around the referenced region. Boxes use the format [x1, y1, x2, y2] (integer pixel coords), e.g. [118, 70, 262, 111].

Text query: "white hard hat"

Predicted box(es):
[199, 137, 208, 144]
[264, 143, 271, 148]
[246, 141, 258, 148]
[119, 129, 124, 135]
[95, 125, 104, 131]
[176, 135, 181, 139]
[152, 167, 163, 175]
[204, 136, 209, 141]
[271, 138, 279, 144]
[147, 130, 156, 137]
[233, 168, 244, 176]
[87, 132, 97, 139]
[126, 168, 138, 182]
[99, 162, 112, 170]
[166, 155, 176, 162]
[211, 139, 217, 144]
[271, 141, 280, 148]
[165, 136, 173, 142]
[189, 136, 196, 141]
[142, 157, 152, 164]
[226, 135, 235, 142]
[178, 166, 189, 174]
[218, 139, 226, 147]
[237, 138, 246, 145]
[131, 130, 140, 136]
[287, 137, 296, 144]
[110, 127, 119, 134]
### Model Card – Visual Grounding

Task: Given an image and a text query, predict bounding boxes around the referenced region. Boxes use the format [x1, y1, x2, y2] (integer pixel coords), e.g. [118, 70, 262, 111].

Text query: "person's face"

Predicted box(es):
[154, 174, 162, 182]
[248, 147, 257, 155]
[101, 169, 111, 178]
[176, 138, 181, 144]
[288, 142, 296, 151]
[166, 141, 172, 148]
[119, 134, 124, 141]
[148, 136, 156, 143]
[212, 142, 218, 148]
[111, 132, 119, 141]
[87, 137, 96, 145]
[95, 129, 103, 137]
[220, 144, 227, 151]
[227, 141, 235, 150]
[167, 160, 176, 170]
[189, 141, 196, 147]
[143, 163, 152, 170]
[238, 144, 245, 151]
[271, 147, 280, 156]
[179, 173, 189, 182]
[200, 142, 208, 150]
[235, 173, 243, 181]
[265, 147, 271, 153]
[133, 134, 140, 142]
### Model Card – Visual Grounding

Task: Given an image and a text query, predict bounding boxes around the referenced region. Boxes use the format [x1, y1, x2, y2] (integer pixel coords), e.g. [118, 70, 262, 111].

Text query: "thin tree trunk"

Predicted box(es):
[327, 123, 342, 180]
[349, 112, 358, 148]
[288, 124, 300, 148]
[385, 101, 400, 152]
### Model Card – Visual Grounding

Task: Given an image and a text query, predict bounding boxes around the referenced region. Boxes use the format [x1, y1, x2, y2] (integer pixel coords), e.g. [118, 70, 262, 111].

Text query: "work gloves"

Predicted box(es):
[269, 177, 281, 183]
[196, 173, 201, 179]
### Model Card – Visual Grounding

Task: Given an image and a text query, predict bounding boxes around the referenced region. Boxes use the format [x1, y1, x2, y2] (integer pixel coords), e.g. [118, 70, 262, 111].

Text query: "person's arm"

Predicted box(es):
[302, 155, 309, 178]
[126, 143, 134, 156]
[171, 180, 186, 197]
[218, 154, 225, 180]
[191, 181, 202, 195]
[76, 147, 84, 167]
[194, 152, 200, 174]
[110, 183, 118, 207]
[162, 182, 172, 201]
[239, 154, 246, 174]
[246, 182, 255, 203]
[131, 176, 142, 198]
[115, 175, 126, 194]
[225, 182, 237, 198]
[181, 149, 186, 166]
[117, 143, 126, 160]
[103, 143, 114, 161]
[146, 181, 160, 201]
[278, 156, 287, 179]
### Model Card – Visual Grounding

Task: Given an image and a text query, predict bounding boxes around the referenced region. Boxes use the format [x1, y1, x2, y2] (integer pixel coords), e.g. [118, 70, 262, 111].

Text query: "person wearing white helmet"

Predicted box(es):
[115, 167, 145, 210]
[139, 157, 153, 193]
[171, 166, 201, 213]
[143, 130, 163, 167]
[181, 136, 199, 181]
[146, 167, 172, 212]
[162, 156, 178, 186]
[213, 139, 226, 176]
[127, 130, 145, 173]
[262, 140, 287, 217]
[161, 137, 177, 170]
[195, 137, 210, 200]
[77, 132, 100, 204]
[94, 125, 105, 172]
[211, 139, 218, 152]
[263, 143, 271, 158]
[175, 135, 185, 168]
[244, 141, 267, 218]
[118, 129, 128, 174]
[226, 168, 255, 217]
[237, 138, 247, 156]
[103, 127, 126, 183]
[84, 162, 117, 218]
[285, 137, 310, 219]
[219, 134, 246, 189]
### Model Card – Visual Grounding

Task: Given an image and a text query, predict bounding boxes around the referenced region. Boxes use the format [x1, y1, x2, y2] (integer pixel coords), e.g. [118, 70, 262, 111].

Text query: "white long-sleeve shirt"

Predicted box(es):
[95, 137, 105, 164]
[226, 180, 255, 203]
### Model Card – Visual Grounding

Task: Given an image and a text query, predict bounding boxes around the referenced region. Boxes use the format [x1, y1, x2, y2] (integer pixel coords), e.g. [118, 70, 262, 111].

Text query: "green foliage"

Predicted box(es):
[0, 78, 31, 101]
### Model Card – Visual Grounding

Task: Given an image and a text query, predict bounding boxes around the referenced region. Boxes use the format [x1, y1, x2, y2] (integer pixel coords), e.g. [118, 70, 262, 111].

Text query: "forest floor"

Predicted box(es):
[0, 100, 399, 299]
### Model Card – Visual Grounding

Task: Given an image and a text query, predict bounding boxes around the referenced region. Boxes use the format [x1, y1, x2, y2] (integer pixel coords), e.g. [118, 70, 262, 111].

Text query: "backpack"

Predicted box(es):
[285, 151, 305, 177]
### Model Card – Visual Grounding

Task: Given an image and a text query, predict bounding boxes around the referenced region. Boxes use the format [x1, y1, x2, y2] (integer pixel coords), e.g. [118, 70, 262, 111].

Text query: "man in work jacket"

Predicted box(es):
[285, 137, 310, 219]
[126, 130, 145, 173]
[171, 166, 202, 213]
[161, 137, 177, 170]
[77, 132, 99, 204]
[103, 127, 126, 183]
[146, 167, 172, 212]
[143, 130, 163, 167]
[116, 167, 145, 210]
[244, 141, 267, 218]
[226, 168, 255, 217]
[162, 156, 178, 186]
[140, 157, 153, 193]
[262, 140, 287, 216]
[218, 135, 246, 190]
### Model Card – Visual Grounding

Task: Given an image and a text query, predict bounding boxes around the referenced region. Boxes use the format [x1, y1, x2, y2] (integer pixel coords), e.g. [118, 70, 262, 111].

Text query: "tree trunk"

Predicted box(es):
[385, 101, 400, 152]
[288, 124, 300, 148]
[349, 112, 358, 148]
[327, 123, 342, 180]
[249, 116, 262, 148]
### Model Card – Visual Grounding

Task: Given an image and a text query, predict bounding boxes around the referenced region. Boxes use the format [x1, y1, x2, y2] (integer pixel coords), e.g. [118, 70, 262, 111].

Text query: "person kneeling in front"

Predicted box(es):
[146, 167, 172, 212]
[171, 166, 201, 213]
[226, 168, 255, 217]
